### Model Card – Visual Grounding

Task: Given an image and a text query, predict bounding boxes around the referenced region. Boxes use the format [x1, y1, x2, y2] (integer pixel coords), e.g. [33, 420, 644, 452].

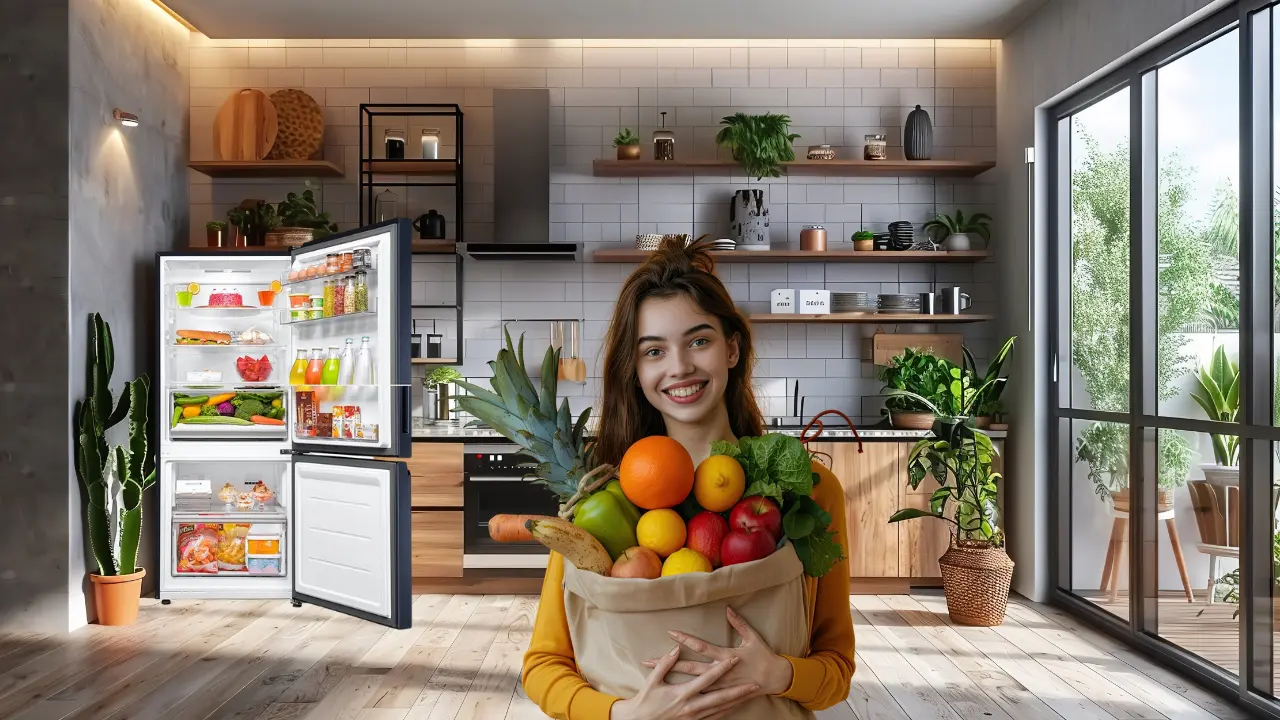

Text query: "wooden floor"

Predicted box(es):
[0, 593, 1254, 720]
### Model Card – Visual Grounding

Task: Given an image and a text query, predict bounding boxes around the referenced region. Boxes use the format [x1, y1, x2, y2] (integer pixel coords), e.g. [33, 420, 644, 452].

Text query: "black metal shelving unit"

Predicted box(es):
[360, 103, 465, 367]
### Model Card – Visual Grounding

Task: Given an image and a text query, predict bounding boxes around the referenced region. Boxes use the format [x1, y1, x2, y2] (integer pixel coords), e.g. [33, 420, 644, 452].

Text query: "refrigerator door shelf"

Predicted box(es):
[280, 303, 377, 326]
[279, 266, 378, 291]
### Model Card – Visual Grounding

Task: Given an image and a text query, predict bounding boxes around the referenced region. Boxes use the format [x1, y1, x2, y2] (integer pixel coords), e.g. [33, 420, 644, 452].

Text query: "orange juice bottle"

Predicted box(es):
[288, 350, 308, 386]
[304, 349, 324, 385]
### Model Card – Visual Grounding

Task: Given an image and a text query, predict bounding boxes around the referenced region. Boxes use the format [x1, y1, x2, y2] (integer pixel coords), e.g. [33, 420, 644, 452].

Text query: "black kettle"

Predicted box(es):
[413, 210, 446, 240]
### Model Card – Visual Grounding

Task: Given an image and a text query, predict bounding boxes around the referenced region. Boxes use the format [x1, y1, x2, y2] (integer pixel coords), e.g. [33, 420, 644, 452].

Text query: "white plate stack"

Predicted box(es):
[707, 238, 737, 252]
[831, 292, 876, 314]
[877, 293, 922, 313]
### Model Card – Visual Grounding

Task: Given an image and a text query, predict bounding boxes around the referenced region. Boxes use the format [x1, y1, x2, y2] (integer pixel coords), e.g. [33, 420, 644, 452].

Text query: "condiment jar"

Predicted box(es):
[864, 134, 888, 161]
[800, 225, 828, 252]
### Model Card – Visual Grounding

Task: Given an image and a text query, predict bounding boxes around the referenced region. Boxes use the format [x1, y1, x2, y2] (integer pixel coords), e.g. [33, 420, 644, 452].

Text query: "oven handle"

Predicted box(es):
[466, 475, 530, 483]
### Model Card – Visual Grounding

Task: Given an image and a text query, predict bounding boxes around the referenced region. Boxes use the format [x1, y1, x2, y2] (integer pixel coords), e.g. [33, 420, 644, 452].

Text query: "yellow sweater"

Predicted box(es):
[521, 460, 856, 719]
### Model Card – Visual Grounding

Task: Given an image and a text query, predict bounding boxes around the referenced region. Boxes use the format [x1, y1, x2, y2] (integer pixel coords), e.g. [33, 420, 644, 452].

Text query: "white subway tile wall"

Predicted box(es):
[188, 35, 998, 424]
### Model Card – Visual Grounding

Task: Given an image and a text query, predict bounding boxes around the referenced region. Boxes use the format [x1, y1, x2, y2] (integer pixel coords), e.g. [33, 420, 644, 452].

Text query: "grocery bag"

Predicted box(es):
[562, 541, 813, 720]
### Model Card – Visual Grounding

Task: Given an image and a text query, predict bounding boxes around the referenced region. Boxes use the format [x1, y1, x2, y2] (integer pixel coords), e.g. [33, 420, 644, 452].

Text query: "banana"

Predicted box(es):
[526, 517, 613, 575]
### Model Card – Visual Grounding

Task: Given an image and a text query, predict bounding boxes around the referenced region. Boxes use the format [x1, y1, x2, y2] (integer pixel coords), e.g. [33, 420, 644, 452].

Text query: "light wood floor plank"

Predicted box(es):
[416, 595, 516, 720]
[855, 595, 1016, 720]
[280, 618, 391, 705]
[848, 607, 964, 720]
[371, 595, 483, 711]
[301, 674, 383, 720]
[453, 597, 537, 720]
[847, 651, 912, 720]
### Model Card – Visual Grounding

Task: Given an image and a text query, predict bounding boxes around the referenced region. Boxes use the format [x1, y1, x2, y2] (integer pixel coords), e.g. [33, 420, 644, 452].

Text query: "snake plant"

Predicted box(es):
[74, 313, 156, 576]
[1189, 344, 1240, 466]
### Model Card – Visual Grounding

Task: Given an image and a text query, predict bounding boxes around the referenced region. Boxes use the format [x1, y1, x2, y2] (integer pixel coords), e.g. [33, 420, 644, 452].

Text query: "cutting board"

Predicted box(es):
[213, 89, 278, 161]
[871, 332, 964, 366]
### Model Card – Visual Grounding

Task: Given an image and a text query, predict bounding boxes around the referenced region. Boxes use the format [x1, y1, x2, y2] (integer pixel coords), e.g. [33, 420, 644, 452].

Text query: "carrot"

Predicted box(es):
[488, 514, 554, 543]
[250, 415, 285, 425]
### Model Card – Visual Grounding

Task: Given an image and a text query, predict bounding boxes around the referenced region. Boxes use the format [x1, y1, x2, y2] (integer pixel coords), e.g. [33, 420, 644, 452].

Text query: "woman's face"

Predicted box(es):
[634, 293, 739, 427]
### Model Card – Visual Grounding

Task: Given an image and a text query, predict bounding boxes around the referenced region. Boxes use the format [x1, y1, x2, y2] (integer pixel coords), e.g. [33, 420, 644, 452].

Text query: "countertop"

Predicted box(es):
[412, 420, 1007, 442]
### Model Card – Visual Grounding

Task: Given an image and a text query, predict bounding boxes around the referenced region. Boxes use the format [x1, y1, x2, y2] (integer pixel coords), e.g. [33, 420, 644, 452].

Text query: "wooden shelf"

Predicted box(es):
[592, 159, 995, 178]
[749, 313, 992, 324]
[411, 240, 459, 254]
[188, 160, 344, 178]
[364, 160, 458, 175]
[411, 358, 459, 365]
[593, 248, 991, 264]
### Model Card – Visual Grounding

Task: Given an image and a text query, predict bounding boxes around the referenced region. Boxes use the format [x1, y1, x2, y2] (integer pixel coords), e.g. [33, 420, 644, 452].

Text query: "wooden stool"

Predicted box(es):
[1099, 504, 1195, 603]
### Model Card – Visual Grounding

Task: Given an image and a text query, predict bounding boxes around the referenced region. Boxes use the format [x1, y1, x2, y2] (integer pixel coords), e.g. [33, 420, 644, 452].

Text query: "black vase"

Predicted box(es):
[904, 104, 933, 161]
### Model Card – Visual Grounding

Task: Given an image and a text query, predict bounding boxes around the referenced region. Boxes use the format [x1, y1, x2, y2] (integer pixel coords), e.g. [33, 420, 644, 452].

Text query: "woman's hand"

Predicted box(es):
[641, 606, 794, 697]
[610, 645, 758, 720]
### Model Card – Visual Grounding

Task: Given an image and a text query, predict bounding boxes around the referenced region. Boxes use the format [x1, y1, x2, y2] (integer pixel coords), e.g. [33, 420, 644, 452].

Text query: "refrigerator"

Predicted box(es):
[156, 219, 413, 629]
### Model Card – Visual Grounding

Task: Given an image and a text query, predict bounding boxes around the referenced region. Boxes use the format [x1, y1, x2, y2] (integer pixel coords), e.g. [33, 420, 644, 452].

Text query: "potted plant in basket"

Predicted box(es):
[613, 128, 641, 161]
[715, 112, 801, 179]
[270, 188, 339, 248]
[1190, 344, 1239, 485]
[922, 209, 992, 251]
[75, 314, 156, 625]
[852, 230, 875, 252]
[876, 347, 956, 429]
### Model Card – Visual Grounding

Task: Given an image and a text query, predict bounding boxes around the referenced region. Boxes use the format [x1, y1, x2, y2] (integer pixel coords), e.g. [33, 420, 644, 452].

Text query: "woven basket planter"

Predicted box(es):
[265, 227, 314, 248]
[938, 538, 1015, 626]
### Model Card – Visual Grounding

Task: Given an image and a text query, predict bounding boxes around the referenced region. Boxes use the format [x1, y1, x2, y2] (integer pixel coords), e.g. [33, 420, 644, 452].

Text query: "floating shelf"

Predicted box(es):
[749, 313, 993, 324]
[592, 159, 995, 178]
[592, 248, 992, 264]
[411, 358, 459, 365]
[411, 240, 459, 254]
[188, 160, 344, 179]
[363, 160, 458, 175]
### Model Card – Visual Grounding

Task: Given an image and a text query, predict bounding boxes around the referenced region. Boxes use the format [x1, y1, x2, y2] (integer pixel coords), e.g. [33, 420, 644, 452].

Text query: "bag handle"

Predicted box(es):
[799, 409, 863, 455]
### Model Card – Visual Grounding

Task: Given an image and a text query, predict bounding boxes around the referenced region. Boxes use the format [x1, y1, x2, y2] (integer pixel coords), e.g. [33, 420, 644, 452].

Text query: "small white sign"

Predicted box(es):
[176, 478, 212, 496]
[798, 289, 831, 315]
[770, 289, 796, 314]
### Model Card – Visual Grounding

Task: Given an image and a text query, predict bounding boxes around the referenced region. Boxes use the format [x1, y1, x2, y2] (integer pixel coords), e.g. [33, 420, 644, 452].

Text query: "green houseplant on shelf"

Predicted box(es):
[884, 343, 1015, 626]
[922, 208, 991, 251]
[74, 313, 156, 625]
[272, 188, 339, 247]
[715, 112, 801, 179]
[227, 200, 280, 247]
[1189, 344, 1239, 486]
[423, 366, 463, 425]
[205, 221, 227, 248]
[613, 128, 641, 161]
[876, 347, 957, 429]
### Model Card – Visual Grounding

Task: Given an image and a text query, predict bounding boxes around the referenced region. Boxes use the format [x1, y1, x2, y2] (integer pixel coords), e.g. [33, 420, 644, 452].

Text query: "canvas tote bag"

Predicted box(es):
[562, 541, 814, 720]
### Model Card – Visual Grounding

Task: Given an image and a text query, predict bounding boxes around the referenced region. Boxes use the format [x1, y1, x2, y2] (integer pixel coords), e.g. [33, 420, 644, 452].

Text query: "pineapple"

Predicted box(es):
[455, 329, 612, 515]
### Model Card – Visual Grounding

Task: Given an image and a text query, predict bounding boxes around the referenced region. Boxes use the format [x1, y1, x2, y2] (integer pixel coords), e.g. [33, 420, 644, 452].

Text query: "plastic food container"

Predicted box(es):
[247, 556, 281, 575]
[247, 535, 280, 555]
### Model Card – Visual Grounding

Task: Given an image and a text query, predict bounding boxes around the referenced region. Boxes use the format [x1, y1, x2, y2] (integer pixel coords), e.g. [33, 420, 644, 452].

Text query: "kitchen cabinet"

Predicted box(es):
[411, 511, 464, 577]
[406, 442, 464, 507]
[897, 466, 950, 578]
[818, 442, 899, 577]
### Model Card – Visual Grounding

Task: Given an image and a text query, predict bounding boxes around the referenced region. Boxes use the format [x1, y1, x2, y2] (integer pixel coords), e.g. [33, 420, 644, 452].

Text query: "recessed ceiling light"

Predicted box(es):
[113, 109, 139, 128]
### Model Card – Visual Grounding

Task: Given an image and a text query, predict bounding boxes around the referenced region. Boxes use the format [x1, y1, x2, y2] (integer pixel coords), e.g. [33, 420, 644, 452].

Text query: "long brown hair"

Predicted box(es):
[592, 235, 763, 466]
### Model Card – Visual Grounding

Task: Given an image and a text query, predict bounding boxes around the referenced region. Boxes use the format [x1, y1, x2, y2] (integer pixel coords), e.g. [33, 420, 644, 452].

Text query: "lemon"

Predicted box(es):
[270, 279, 283, 293]
[636, 509, 687, 558]
[662, 548, 712, 576]
[187, 282, 200, 295]
[693, 455, 746, 512]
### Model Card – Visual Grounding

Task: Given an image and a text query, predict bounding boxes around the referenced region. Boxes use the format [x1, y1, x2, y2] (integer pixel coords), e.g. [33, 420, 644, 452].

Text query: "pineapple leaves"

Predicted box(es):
[539, 347, 559, 419]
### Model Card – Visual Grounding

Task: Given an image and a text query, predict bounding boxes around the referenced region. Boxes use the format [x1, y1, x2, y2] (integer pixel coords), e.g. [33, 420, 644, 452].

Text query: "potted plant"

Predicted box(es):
[206, 221, 228, 248]
[877, 347, 956, 429]
[75, 314, 156, 625]
[613, 128, 641, 161]
[1076, 424, 1192, 510]
[852, 230, 875, 252]
[886, 391, 1012, 626]
[961, 340, 1015, 428]
[715, 112, 801, 180]
[227, 200, 279, 247]
[922, 209, 992, 251]
[423, 366, 462, 425]
[270, 189, 339, 247]
[1189, 344, 1239, 485]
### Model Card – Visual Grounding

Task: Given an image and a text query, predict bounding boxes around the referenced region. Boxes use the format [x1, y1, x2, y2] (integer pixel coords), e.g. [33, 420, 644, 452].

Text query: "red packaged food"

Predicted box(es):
[295, 391, 316, 437]
[177, 523, 219, 574]
[316, 412, 333, 438]
[344, 406, 360, 439]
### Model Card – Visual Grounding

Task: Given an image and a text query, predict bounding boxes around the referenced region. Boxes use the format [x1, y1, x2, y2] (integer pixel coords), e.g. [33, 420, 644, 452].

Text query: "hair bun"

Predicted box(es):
[649, 234, 716, 275]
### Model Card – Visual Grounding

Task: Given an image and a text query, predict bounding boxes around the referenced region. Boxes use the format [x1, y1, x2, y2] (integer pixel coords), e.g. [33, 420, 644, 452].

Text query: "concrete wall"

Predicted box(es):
[67, 0, 189, 626]
[995, 0, 1225, 601]
[0, 1, 72, 635]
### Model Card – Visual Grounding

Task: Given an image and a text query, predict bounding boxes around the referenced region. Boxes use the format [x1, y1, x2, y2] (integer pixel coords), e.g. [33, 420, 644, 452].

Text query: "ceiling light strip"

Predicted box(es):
[150, 0, 197, 32]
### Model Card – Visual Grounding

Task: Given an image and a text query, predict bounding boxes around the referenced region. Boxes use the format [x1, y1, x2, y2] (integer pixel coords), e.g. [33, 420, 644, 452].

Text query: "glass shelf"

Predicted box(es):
[178, 305, 274, 316]
[172, 500, 286, 522]
[170, 343, 283, 350]
[281, 267, 376, 290]
[281, 305, 377, 326]
[170, 383, 284, 392]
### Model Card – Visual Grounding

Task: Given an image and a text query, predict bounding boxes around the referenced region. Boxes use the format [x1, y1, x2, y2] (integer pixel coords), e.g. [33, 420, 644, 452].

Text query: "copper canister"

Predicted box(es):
[800, 225, 827, 252]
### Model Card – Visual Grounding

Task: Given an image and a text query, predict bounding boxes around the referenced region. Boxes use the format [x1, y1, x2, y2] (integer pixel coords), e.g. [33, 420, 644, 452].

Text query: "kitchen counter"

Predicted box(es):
[412, 421, 1007, 441]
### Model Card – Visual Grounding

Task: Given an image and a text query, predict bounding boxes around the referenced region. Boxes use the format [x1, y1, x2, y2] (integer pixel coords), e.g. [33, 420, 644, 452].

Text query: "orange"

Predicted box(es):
[269, 279, 283, 293]
[693, 455, 746, 512]
[636, 509, 687, 557]
[619, 436, 695, 509]
[662, 548, 712, 576]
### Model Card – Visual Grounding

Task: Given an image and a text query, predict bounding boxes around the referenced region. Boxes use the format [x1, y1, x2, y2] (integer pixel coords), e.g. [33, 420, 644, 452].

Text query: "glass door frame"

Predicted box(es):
[1047, 1, 1279, 714]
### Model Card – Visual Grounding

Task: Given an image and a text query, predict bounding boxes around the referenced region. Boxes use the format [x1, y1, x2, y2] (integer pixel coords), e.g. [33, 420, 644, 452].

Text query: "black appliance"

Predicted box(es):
[463, 443, 559, 566]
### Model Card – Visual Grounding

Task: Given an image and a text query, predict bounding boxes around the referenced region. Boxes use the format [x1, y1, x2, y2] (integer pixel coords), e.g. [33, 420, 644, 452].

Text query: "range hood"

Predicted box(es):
[462, 89, 580, 261]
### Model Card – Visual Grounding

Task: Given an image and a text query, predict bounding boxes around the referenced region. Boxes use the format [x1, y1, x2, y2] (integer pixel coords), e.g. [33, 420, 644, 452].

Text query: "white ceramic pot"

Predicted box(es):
[1200, 464, 1240, 486]
[943, 233, 973, 251]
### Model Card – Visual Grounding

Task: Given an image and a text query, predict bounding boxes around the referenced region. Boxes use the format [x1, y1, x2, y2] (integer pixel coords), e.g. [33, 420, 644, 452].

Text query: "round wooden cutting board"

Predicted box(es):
[213, 89, 278, 161]
[266, 89, 324, 160]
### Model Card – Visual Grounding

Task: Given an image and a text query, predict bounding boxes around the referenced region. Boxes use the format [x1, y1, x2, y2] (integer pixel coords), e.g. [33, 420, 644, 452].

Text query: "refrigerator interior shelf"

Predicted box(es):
[180, 305, 275, 316]
[172, 501, 287, 522]
[172, 569, 283, 578]
[170, 343, 283, 350]
[282, 306, 377, 326]
[295, 434, 381, 443]
[172, 423, 286, 436]
[170, 383, 284, 391]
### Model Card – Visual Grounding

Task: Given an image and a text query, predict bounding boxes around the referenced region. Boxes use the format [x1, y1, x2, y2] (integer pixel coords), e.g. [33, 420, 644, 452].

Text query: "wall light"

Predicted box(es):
[113, 109, 139, 128]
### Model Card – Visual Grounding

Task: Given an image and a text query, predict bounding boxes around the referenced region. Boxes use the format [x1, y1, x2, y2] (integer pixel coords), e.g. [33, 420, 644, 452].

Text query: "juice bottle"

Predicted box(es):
[288, 350, 308, 386]
[337, 338, 355, 386]
[304, 349, 324, 385]
[321, 347, 341, 386]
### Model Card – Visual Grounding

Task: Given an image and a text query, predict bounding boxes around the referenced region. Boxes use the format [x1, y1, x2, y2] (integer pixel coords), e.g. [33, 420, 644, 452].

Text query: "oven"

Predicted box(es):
[462, 443, 560, 568]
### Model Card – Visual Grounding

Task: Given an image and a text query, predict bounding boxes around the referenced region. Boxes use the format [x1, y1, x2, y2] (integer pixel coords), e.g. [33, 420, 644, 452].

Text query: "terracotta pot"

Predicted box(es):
[972, 416, 992, 429]
[888, 411, 935, 430]
[616, 145, 641, 160]
[228, 225, 247, 248]
[939, 539, 1014, 626]
[206, 226, 227, 248]
[89, 568, 145, 626]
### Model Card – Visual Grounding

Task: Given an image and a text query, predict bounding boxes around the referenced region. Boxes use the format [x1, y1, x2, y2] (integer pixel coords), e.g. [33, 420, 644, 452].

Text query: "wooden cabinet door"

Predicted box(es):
[897, 442, 951, 578]
[405, 443, 464, 508]
[411, 511, 464, 577]
[823, 442, 900, 578]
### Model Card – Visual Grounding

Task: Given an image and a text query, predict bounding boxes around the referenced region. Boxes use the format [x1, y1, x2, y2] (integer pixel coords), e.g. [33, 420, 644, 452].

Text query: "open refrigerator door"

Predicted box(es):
[283, 220, 412, 458]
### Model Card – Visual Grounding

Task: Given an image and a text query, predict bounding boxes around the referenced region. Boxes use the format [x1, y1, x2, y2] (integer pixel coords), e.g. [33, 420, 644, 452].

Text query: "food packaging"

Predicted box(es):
[561, 542, 810, 720]
[331, 406, 345, 438]
[344, 406, 361, 439]
[177, 523, 220, 574]
[216, 523, 250, 571]
[246, 534, 281, 555]
[798, 289, 831, 315]
[769, 289, 796, 314]
[360, 423, 379, 442]
[247, 556, 282, 575]
[316, 412, 333, 438]
[295, 391, 317, 436]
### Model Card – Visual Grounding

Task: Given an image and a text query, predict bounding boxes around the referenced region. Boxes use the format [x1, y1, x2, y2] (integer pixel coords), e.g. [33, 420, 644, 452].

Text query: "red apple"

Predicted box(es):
[729, 496, 783, 543]
[686, 511, 731, 567]
[610, 546, 663, 579]
[720, 529, 776, 567]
